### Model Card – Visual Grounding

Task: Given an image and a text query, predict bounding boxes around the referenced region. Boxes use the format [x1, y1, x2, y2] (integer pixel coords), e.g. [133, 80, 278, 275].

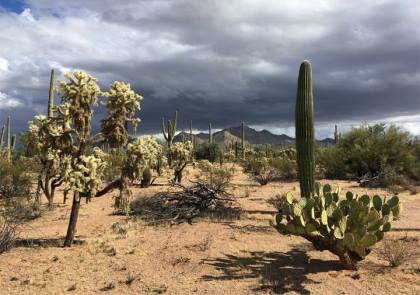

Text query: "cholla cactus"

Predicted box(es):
[101, 81, 142, 147]
[273, 183, 401, 269]
[58, 71, 101, 139]
[62, 147, 107, 200]
[126, 136, 162, 181]
[27, 70, 143, 246]
[170, 141, 193, 183]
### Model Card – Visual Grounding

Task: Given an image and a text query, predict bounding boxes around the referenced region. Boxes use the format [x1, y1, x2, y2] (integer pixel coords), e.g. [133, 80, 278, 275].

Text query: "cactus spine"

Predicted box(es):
[241, 122, 245, 160]
[295, 60, 315, 198]
[162, 111, 178, 165]
[208, 123, 213, 144]
[48, 69, 55, 118]
[6, 116, 11, 162]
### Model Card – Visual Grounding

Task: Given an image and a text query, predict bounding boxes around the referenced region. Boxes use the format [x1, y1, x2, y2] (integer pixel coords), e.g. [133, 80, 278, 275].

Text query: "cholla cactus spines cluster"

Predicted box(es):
[101, 81, 143, 147]
[170, 141, 193, 167]
[58, 71, 102, 139]
[126, 136, 163, 180]
[62, 147, 107, 199]
[28, 114, 73, 155]
[274, 183, 401, 269]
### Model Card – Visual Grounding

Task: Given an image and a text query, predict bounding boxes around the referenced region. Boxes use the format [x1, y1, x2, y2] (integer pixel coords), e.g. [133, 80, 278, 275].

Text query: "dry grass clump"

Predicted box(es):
[376, 236, 419, 267]
[0, 216, 18, 254]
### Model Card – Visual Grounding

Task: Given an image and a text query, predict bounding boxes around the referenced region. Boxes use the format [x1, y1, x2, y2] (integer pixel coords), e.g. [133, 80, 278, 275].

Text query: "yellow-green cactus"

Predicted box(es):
[273, 183, 401, 269]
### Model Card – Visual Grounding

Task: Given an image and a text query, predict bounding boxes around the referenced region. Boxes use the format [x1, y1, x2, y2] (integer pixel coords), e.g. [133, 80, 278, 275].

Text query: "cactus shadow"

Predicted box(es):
[201, 248, 343, 294]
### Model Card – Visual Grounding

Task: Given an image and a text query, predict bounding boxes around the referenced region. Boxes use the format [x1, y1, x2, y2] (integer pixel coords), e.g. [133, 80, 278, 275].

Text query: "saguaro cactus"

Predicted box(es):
[48, 69, 55, 118]
[0, 124, 4, 148]
[295, 60, 315, 198]
[241, 122, 245, 160]
[11, 135, 16, 150]
[334, 125, 339, 144]
[208, 123, 213, 144]
[162, 111, 178, 165]
[190, 120, 194, 146]
[6, 116, 11, 162]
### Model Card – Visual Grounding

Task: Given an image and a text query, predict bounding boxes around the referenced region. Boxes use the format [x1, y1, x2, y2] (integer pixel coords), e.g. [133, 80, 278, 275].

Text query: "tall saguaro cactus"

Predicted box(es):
[241, 121, 245, 160]
[208, 123, 213, 144]
[190, 120, 193, 144]
[48, 69, 55, 118]
[334, 125, 339, 144]
[162, 111, 178, 165]
[295, 60, 315, 198]
[6, 116, 11, 162]
[0, 124, 4, 148]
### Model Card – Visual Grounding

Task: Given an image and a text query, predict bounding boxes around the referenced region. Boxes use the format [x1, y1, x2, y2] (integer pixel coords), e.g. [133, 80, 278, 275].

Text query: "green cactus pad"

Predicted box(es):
[359, 195, 370, 206]
[372, 195, 382, 212]
[387, 196, 399, 208]
[360, 234, 377, 248]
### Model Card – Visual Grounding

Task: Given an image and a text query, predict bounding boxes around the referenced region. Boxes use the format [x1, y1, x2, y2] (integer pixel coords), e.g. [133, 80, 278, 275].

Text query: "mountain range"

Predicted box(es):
[173, 125, 334, 147]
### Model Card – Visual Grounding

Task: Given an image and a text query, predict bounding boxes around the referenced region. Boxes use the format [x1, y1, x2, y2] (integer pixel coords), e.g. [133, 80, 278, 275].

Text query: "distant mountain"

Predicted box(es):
[173, 125, 334, 147]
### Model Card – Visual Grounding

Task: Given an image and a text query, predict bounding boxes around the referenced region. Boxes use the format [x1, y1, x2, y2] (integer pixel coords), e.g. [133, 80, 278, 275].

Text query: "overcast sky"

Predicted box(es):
[0, 0, 419, 139]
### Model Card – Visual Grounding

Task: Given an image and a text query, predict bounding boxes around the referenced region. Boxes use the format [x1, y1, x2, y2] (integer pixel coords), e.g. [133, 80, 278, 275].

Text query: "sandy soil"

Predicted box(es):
[0, 166, 419, 295]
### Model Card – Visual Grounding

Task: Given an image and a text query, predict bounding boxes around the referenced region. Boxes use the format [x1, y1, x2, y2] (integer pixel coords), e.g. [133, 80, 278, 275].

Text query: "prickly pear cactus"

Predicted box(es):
[273, 182, 401, 269]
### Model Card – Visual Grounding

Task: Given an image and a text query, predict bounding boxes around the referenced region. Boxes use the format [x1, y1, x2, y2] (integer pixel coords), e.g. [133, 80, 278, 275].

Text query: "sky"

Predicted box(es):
[0, 0, 419, 139]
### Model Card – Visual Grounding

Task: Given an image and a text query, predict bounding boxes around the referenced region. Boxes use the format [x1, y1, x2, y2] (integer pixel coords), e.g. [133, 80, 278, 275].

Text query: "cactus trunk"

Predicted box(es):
[209, 123, 212, 144]
[6, 116, 11, 162]
[0, 124, 4, 148]
[241, 122, 245, 160]
[295, 60, 315, 198]
[11, 135, 16, 150]
[48, 69, 55, 118]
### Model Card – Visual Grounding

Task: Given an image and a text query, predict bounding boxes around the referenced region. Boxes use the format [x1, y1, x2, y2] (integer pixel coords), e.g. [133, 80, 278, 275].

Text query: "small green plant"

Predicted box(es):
[195, 142, 220, 163]
[273, 183, 401, 270]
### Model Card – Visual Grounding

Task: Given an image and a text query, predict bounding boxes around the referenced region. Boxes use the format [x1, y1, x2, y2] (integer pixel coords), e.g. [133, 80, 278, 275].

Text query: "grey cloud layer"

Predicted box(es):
[0, 0, 419, 137]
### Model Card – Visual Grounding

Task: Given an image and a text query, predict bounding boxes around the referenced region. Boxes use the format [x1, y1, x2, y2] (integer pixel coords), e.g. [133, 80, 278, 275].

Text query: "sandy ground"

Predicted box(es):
[0, 166, 419, 295]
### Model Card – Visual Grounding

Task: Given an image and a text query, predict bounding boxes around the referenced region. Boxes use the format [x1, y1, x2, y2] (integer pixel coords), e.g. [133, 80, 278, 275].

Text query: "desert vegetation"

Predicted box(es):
[0, 61, 418, 294]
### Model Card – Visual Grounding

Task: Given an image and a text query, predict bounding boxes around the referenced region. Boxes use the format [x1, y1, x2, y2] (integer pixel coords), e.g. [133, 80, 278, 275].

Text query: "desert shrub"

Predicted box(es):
[0, 158, 32, 200]
[376, 236, 419, 267]
[196, 160, 235, 190]
[0, 216, 18, 254]
[316, 124, 420, 189]
[270, 157, 298, 180]
[195, 143, 220, 163]
[316, 146, 347, 179]
[273, 183, 401, 270]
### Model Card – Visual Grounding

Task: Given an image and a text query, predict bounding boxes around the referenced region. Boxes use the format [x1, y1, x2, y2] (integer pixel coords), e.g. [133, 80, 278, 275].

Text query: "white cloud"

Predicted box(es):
[0, 92, 23, 109]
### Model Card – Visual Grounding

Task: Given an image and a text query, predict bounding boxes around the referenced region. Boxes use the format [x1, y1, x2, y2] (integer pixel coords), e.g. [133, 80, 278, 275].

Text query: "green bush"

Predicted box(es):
[195, 143, 220, 163]
[0, 158, 32, 200]
[316, 124, 420, 188]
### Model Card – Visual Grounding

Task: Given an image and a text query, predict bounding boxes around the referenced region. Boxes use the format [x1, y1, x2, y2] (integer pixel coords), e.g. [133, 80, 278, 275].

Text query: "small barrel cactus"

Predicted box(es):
[273, 182, 401, 269]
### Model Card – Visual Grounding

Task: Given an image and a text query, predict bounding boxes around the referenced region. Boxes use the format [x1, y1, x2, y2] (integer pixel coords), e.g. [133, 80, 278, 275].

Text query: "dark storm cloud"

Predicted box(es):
[0, 0, 418, 138]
